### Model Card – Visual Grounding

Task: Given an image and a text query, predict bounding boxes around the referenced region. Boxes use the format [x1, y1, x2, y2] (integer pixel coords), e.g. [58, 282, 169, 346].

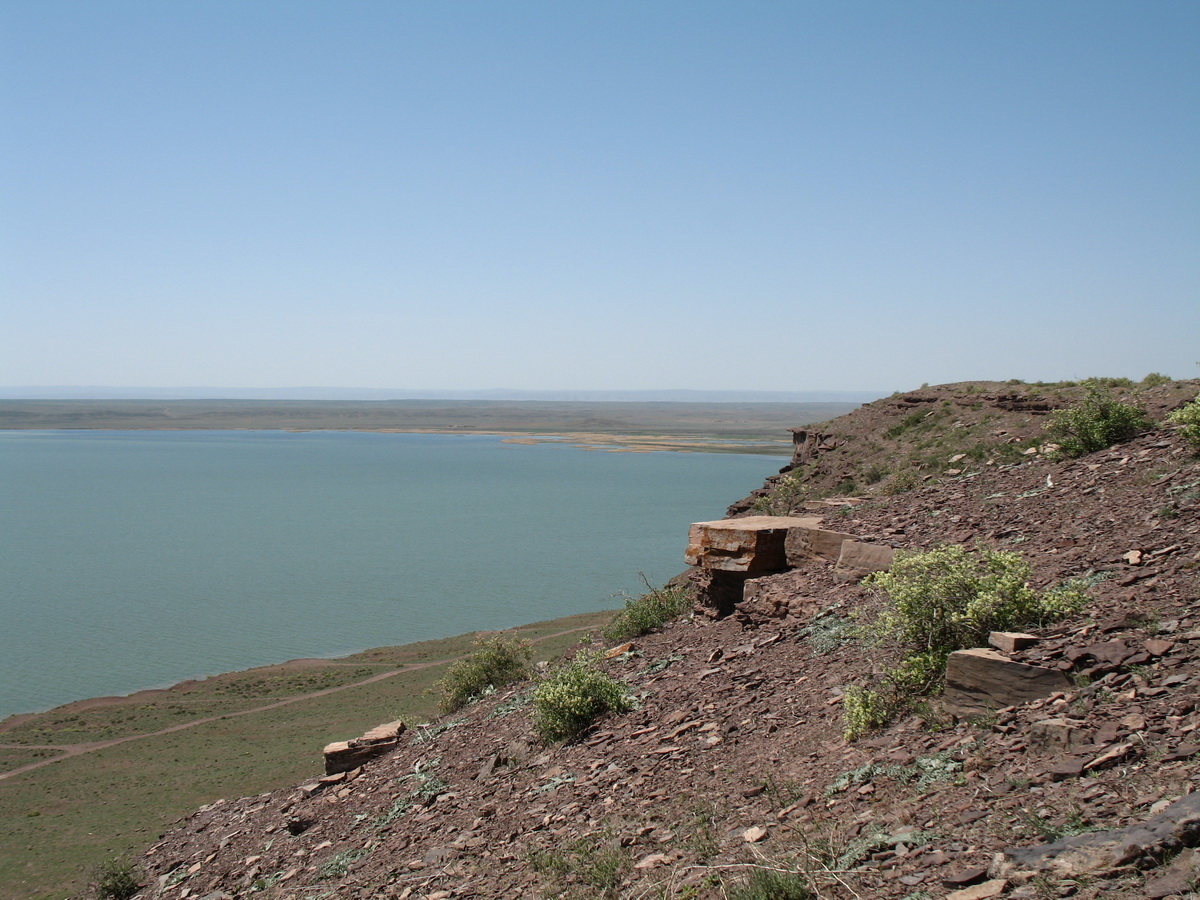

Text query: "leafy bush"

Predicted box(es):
[92, 858, 140, 900]
[602, 582, 691, 641]
[1142, 372, 1173, 387]
[1045, 380, 1149, 456]
[435, 634, 532, 713]
[1167, 393, 1200, 451]
[866, 545, 1087, 657]
[532, 653, 631, 742]
[843, 545, 1087, 739]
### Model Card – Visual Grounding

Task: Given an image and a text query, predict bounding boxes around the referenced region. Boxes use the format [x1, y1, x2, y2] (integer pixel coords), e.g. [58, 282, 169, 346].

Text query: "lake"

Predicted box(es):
[0, 430, 783, 719]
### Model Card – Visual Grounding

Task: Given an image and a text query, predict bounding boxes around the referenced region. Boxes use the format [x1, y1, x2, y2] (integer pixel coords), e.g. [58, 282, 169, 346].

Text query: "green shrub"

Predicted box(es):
[532, 653, 631, 742]
[92, 858, 140, 900]
[867, 545, 1086, 655]
[1167, 394, 1200, 451]
[843, 545, 1087, 739]
[435, 634, 532, 713]
[602, 583, 691, 641]
[1045, 380, 1149, 456]
[728, 867, 814, 900]
[1142, 372, 1173, 387]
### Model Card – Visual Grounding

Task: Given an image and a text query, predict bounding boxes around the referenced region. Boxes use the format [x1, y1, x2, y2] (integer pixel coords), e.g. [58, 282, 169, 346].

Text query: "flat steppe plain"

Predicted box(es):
[0, 398, 861, 454]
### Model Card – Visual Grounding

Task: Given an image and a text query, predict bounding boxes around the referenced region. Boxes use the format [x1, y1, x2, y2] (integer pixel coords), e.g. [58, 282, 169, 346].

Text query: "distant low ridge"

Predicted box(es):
[0, 386, 886, 402]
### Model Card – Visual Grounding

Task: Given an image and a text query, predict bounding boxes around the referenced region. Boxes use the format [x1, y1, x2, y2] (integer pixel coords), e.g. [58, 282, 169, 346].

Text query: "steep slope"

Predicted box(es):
[127, 380, 1200, 900]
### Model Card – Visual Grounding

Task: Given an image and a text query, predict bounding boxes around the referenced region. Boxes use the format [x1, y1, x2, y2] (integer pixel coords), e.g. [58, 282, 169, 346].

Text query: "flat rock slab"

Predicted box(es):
[995, 792, 1200, 881]
[685, 516, 821, 573]
[323, 719, 407, 775]
[784, 525, 857, 566]
[833, 539, 895, 582]
[943, 648, 1071, 717]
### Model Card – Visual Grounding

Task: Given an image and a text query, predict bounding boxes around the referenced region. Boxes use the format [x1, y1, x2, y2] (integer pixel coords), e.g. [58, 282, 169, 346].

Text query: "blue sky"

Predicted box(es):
[2, 1, 1196, 395]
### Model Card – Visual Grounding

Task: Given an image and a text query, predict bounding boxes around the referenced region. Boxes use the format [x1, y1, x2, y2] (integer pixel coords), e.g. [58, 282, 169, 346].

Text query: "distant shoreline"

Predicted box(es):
[0, 397, 847, 454]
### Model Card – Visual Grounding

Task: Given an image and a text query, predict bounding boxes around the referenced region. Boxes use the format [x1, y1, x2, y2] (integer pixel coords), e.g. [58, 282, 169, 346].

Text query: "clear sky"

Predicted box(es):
[2, 1, 1197, 395]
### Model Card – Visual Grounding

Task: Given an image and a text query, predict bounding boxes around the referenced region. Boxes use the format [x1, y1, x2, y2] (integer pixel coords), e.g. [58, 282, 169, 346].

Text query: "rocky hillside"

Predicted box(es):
[123, 378, 1200, 900]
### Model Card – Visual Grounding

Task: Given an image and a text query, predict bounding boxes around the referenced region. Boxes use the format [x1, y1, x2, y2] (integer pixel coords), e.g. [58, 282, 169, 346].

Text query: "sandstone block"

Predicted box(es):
[685, 516, 820, 573]
[323, 719, 406, 775]
[1028, 717, 1082, 752]
[943, 648, 1072, 717]
[784, 525, 856, 566]
[833, 540, 895, 582]
[988, 631, 1038, 653]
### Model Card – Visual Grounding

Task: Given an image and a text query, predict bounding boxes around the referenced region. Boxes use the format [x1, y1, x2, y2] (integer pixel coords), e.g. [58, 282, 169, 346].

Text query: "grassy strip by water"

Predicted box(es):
[0, 610, 612, 900]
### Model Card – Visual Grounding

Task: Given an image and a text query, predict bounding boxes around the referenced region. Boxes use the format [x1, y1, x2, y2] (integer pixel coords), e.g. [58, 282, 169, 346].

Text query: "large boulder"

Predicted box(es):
[685, 516, 821, 573]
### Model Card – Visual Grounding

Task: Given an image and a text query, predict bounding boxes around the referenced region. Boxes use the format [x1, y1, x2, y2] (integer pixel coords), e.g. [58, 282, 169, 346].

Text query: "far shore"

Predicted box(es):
[0, 397, 854, 456]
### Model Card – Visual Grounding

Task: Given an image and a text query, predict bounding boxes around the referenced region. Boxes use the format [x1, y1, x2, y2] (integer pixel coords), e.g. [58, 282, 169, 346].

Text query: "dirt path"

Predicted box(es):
[0, 624, 597, 782]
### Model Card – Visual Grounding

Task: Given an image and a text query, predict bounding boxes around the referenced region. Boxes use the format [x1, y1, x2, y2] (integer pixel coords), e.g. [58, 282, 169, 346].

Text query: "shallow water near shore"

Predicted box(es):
[0, 430, 782, 719]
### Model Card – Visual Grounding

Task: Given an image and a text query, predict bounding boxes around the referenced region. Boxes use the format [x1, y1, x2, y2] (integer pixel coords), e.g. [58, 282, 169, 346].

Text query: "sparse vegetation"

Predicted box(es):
[727, 867, 814, 899]
[802, 612, 858, 655]
[91, 858, 140, 900]
[1142, 372, 1173, 387]
[434, 634, 532, 713]
[532, 653, 632, 742]
[1045, 379, 1150, 456]
[881, 470, 919, 495]
[528, 832, 630, 898]
[603, 580, 692, 641]
[1167, 393, 1200, 451]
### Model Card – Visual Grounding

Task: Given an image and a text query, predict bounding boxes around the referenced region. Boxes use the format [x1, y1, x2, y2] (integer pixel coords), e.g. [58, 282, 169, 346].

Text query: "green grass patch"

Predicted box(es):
[0, 611, 611, 900]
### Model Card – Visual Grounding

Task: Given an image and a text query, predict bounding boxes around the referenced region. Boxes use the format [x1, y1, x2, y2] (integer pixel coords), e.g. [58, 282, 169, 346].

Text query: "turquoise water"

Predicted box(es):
[0, 431, 782, 719]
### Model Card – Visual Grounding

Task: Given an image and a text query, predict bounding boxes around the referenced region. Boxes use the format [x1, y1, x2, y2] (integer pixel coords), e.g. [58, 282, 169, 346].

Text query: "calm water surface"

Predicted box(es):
[0, 431, 782, 718]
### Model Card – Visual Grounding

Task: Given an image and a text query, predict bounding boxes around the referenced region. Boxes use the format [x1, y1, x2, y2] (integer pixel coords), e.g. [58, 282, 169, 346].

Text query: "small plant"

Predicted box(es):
[1142, 372, 1173, 387]
[826, 750, 962, 795]
[802, 613, 858, 656]
[1167, 393, 1200, 451]
[317, 847, 369, 879]
[1016, 806, 1095, 842]
[1044, 380, 1149, 456]
[532, 653, 632, 742]
[727, 867, 814, 899]
[602, 580, 691, 641]
[528, 832, 630, 898]
[753, 470, 810, 513]
[683, 799, 722, 860]
[435, 634, 531, 713]
[881, 470, 919, 495]
[842, 686, 891, 742]
[92, 858, 140, 900]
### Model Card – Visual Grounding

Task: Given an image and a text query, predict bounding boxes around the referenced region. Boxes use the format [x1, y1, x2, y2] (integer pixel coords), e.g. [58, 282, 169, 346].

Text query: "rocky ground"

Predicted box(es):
[126, 380, 1200, 900]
